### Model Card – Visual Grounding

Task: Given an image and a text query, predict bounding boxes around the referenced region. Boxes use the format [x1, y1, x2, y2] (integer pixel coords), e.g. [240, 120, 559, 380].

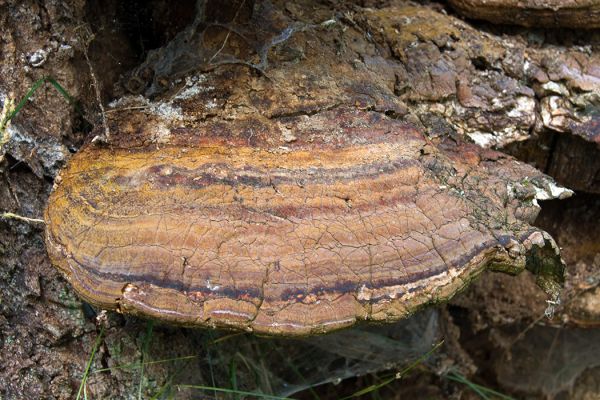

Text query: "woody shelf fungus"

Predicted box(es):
[447, 0, 600, 28]
[45, 109, 570, 335]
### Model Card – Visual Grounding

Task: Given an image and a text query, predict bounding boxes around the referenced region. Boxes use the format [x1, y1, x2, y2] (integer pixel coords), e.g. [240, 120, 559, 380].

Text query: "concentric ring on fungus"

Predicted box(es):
[447, 0, 600, 28]
[45, 111, 566, 335]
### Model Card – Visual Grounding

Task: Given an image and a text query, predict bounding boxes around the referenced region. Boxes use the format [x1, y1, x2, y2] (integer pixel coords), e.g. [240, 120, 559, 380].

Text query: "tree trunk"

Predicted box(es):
[1, 0, 599, 398]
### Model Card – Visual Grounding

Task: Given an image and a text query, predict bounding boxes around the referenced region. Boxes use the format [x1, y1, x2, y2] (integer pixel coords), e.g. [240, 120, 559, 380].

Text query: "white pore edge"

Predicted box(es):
[507, 180, 573, 207]
[535, 182, 574, 200]
[532, 181, 574, 206]
[467, 131, 496, 148]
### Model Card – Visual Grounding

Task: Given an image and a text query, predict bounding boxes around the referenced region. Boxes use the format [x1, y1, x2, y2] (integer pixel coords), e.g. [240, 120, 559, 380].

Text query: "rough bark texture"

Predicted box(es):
[1, 0, 599, 398]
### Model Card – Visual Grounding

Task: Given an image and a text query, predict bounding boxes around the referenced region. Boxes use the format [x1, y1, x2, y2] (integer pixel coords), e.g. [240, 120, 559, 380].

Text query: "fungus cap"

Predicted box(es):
[45, 110, 566, 335]
[448, 0, 600, 28]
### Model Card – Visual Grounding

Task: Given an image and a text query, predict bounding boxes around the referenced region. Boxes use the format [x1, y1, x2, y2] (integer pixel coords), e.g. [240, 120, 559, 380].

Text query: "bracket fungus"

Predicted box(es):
[447, 0, 600, 28]
[45, 109, 569, 335]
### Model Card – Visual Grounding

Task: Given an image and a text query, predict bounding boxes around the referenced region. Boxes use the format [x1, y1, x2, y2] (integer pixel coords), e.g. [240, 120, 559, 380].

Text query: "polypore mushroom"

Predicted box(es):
[45, 109, 567, 335]
[447, 0, 600, 28]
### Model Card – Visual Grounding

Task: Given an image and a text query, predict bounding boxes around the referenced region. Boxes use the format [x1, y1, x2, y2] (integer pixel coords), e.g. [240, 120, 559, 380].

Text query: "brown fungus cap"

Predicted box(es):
[447, 0, 600, 28]
[45, 108, 568, 336]
[43, 0, 571, 336]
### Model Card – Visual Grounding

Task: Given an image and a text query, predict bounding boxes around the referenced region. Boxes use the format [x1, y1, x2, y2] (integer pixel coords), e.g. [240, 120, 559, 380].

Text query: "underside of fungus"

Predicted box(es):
[45, 109, 568, 335]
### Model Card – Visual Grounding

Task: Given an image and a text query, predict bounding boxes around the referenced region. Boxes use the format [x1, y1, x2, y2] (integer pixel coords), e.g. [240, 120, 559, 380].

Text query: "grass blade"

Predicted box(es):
[340, 340, 444, 400]
[76, 326, 105, 400]
[138, 321, 154, 400]
[177, 384, 294, 399]
[446, 371, 516, 400]
[1, 76, 80, 134]
[93, 355, 199, 373]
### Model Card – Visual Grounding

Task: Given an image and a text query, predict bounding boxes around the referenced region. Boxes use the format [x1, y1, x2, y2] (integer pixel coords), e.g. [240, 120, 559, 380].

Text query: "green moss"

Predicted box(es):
[526, 242, 565, 299]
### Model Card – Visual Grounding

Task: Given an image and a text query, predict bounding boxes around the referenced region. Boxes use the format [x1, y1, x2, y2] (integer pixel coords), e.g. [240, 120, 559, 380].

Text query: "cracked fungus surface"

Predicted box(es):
[45, 113, 564, 335]
[447, 0, 600, 28]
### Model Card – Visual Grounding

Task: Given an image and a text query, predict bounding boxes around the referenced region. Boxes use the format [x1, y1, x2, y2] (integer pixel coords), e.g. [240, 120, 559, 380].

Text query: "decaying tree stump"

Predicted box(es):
[1, 0, 599, 398]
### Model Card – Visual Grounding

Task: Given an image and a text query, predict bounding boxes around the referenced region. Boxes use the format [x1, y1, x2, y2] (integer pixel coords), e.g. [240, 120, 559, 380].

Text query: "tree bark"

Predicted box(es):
[1, 0, 599, 398]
